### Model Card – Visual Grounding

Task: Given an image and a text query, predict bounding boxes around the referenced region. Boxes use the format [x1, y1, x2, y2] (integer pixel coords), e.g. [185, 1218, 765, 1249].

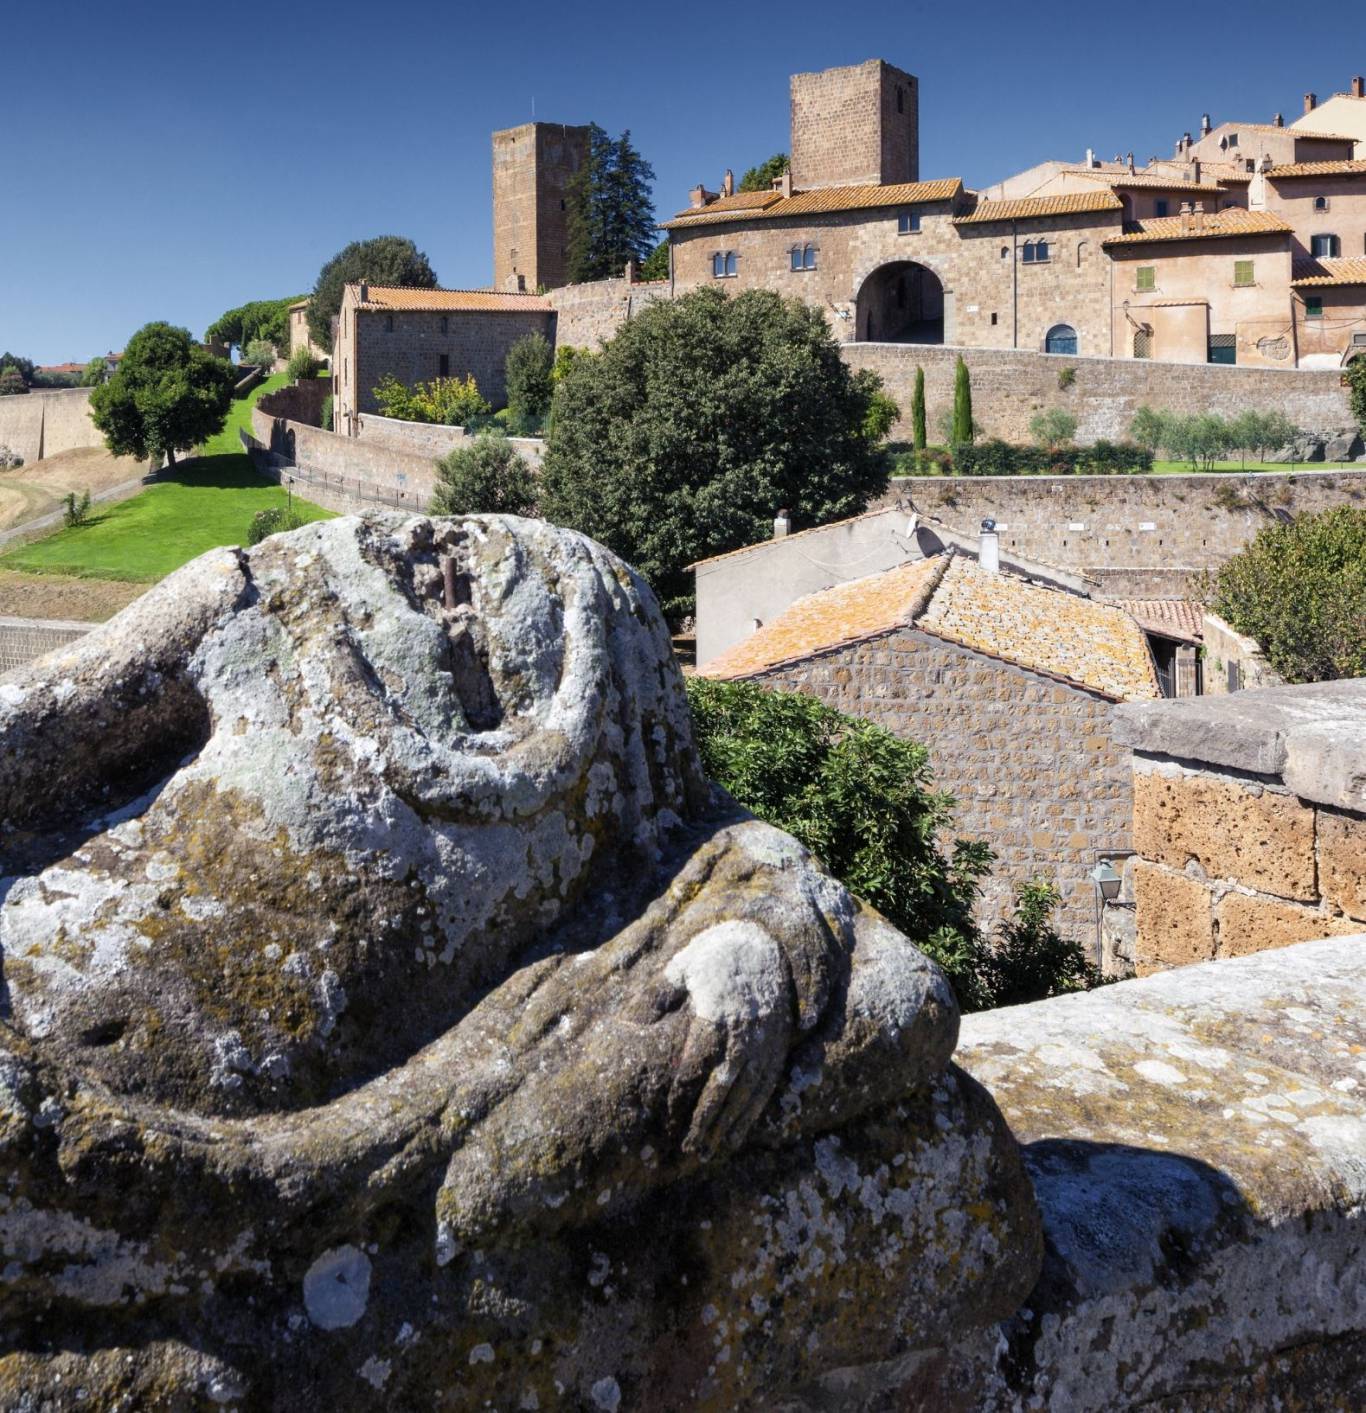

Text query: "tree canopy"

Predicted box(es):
[1208, 506, 1366, 683]
[430, 434, 537, 518]
[565, 126, 657, 283]
[306, 236, 438, 348]
[738, 153, 789, 193]
[0, 353, 36, 386]
[204, 298, 301, 358]
[538, 286, 890, 619]
[89, 322, 235, 465]
[504, 332, 554, 430]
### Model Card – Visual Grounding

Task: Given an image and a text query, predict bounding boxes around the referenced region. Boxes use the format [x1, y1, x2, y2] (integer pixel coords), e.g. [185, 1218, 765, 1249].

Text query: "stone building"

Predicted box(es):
[332, 282, 553, 433]
[697, 545, 1160, 948]
[491, 121, 590, 293]
[286, 299, 329, 366]
[1291, 77, 1366, 155]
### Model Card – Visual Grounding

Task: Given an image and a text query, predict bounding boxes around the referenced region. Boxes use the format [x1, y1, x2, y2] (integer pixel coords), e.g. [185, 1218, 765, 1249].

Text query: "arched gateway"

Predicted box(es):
[855, 261, 945, 344]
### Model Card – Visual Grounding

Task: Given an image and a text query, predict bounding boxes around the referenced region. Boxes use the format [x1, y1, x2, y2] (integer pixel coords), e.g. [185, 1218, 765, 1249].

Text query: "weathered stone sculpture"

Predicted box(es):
[0, 514, 1039, 1409]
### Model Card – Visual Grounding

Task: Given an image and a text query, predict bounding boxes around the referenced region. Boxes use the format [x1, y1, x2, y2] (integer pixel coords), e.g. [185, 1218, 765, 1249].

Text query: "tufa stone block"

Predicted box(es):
[1134, 861, 1214, 973]
[1319, 807, 1366, 924]
[1216, 890, 1362, 957]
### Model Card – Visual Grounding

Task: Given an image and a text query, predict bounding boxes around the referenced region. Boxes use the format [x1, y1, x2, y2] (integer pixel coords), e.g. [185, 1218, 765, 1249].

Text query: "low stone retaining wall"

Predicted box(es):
[0, 615, 95, 675]
[354, 411, 544, 467]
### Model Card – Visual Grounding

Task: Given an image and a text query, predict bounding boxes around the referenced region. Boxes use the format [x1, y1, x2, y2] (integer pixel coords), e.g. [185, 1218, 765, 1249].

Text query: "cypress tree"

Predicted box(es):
[912, 366, 927, 450]
[952, 356, 974, 445]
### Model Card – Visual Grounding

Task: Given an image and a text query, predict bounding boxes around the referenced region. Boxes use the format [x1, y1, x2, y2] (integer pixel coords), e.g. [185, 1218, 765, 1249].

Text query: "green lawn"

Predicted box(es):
[201, 371, 290, 457]
[0, 455, 333, 582]
[1150, 459, 1360, 474]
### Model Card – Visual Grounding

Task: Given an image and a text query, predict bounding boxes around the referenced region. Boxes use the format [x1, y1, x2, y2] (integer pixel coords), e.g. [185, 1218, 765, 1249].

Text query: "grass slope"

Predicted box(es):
[0, 455, 332, 582]
[202, 371, 289, 457]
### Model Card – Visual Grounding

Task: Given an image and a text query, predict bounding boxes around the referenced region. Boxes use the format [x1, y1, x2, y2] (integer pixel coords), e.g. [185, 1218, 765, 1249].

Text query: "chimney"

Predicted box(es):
[624, 260, 637, 284]
[1352, 76, 1365, 99]
[773, 508, 791, 540]
[777, 170, 793, 198]
[1200, 113, 1212, 136]
[689, 183, 707, 209]
[1127, 151, 1136, 172]
[357, 281, 368, 303]
[722, 168, 735, 197]
[1191, 200, 1206, 230]
[979, 519, 999, 574]
[1179, 200, 1194, 232]
[1273, 112, 1284, 127]
[1085, 146, 1097, 168]
[1304, 92, 1318, 114]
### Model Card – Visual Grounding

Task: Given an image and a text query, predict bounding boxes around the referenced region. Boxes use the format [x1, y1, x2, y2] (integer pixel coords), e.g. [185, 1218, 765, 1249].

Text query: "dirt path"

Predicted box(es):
[0, 447, 148, 532]
[0, 569, 145, 622]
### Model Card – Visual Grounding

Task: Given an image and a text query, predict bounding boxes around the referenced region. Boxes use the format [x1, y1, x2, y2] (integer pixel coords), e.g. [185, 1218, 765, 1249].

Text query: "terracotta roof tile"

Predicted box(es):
[347, 284, 551, 312]
[1292, 256, 1366, 287]
[1103, 209, 1292, 245]
[698, 558, 947, 679]
[1229, 123, 1357, 140]
[919, 559, 1159, 700]
[1113, 599, 1205, 642]
[671, 190, 783, 219]
[1267, 160, 1366, 179]
[953, 191, 1124, 224]
[1064, 169, 1225, 194]
[662, 179, 963, 229]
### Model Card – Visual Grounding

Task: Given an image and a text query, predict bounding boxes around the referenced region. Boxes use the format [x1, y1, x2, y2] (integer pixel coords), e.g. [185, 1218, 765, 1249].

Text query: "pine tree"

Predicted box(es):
[912, 366, 927, 450]
[566, 125, 657, 283]
[952, 357, 974, 445]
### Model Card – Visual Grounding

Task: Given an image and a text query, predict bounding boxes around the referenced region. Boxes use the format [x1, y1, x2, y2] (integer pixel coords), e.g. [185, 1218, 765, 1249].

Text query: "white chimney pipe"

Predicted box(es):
[979, 518, 1000, 574]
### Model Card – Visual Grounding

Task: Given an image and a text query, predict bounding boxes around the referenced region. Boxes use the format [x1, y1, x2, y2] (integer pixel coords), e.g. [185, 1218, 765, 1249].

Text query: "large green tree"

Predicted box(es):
[538, 286, 890, 618]
[205, 298, 301, 358]
[566, 126, 656, 284]
[306, 236, 438, 349]
[0, 353, 36, 386]
[89, 322, 234, 465]
[1208, 506, 1366, 683]
[738, 153, 789, 193]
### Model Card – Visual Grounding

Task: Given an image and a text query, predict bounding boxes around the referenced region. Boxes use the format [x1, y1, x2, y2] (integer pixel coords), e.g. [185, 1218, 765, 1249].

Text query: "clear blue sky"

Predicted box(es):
[2, 0, 1352, 363]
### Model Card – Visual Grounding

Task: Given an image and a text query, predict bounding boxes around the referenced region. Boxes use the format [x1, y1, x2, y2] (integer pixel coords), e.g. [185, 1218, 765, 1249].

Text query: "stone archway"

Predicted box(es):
[855, 261, 945, 344]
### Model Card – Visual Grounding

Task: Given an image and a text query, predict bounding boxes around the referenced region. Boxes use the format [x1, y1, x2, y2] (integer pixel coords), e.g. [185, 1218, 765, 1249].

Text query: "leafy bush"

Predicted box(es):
[242, 338, 277, 370]
[551, 345, 584, 383]
[639, 240, 670, 282]
[1057, 366, 1076, 390]
[1348, 357, 1366, 435]
[952, 439, 1152, 476]
[0, 444, 23, 470]
[62, 490, 92, 527]
[286, 346, 320, 383]
[430, 434, 537, 517]
[504, 332, 554, 431]
[372, 373, 490, 427]
[1207, 506, 1366, 682]
[247, 505, 305, 545]
[321, 395, 334, 432]
[1028, 408, 1078, 450]
[862, 385, 901, 443]
[0, 366, 29, 396]
[539, 287, 889, 620]
[686, 677, 1099, 1012]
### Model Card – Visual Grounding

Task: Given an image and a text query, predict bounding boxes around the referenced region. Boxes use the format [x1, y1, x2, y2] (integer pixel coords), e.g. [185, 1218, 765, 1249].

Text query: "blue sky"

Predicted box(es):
[2, 0, 1354, 362]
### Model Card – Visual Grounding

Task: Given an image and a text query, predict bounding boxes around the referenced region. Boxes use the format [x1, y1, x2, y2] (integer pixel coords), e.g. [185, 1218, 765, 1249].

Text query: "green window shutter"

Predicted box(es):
[1306, 297, 1324, 319]
[1136, 266, 1155, 291]
[1234, 260, 1254, 286]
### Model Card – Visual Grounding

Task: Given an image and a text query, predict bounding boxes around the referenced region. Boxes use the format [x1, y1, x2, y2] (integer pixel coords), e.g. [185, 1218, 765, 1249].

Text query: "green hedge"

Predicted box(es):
[951, 438, 1153, 476]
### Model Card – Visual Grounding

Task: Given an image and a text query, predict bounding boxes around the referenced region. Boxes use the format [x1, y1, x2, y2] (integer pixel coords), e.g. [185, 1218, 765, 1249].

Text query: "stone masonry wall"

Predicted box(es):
[0, 616, 94, 675]
[547, 277, 672, 350]
[0, 388, 99, 465]
[751, 624, 1131, 948]
[789, 59, 919, 189]
[353, 413, 544, 468]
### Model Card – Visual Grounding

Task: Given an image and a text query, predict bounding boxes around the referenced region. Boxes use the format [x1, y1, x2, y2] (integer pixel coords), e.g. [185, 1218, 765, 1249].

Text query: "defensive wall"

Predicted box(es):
[547, 275, 672, 349]
[0, 615, 95, 675]
[354, 411, 544, 468]
[0, 388, 100, 464]
[845, 341, 1357, 443]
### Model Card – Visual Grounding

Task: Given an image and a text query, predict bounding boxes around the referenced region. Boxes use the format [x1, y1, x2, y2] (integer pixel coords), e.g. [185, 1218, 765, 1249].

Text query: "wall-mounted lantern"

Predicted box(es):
[1088, 858, 1123, 903]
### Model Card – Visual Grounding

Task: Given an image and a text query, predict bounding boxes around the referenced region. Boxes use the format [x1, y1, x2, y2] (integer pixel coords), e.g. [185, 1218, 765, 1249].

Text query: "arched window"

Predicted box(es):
[790, 244, 817, 271]
[1076, 240, 1088, 267]
[725, 251, 738, 277]
[1045, 324, 1078, 355]
[790, 246, 803, 271]
[1311, 233, 1341, 258]
[1022, 239, 1051, 264]
[713, 251, 739, 278]
[1000, 245, 1010, 259]
[1314, 195, 1330, 212]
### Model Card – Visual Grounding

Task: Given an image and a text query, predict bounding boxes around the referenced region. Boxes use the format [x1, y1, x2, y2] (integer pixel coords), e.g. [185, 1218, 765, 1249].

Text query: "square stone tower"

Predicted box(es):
[492, 122, 591, 293]
[789, 59, 919, 191]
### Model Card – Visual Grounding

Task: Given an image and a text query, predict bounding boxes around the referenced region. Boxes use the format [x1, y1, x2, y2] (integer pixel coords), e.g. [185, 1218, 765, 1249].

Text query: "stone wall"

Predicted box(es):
[789, 58, 919, 189]
[1111, 680, 1366, 974]
[1200, 610, 1285, 694]
[0, 615, 94, 675]
[353, 412, 544, 468]
[844, 341, 1356, 442]
[547, 276, 673, 350]
[750, 625, 1131, 948]
[0, 388, 99, 465]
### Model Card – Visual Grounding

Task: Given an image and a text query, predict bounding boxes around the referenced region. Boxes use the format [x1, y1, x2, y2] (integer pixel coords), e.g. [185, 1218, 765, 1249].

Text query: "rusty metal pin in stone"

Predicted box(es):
[442, 554, 457, 611]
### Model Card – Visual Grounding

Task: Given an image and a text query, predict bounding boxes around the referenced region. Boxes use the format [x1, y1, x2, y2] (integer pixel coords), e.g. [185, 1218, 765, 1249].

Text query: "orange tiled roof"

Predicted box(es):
[699, 554, 1159, 700]
[1103, 209, 1292, 245]
[662, 178, 963, 229]
[347, 284, 551, 311]
[1292, 256, 1366, 286]
[698, 558, 947, 679]
[672, 190, 783, 219]
[953, 191, 1124, 224]
[1065, 169, 1225, 194]
[1113, 599, 1204, 642]
[1267, 160, 1366, 179]
[1228, 123, 1357, 141]
[1173, 161, 1252, 183]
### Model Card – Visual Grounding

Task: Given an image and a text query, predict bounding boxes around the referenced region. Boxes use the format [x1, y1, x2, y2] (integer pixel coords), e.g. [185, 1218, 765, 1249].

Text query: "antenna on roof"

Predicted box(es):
[532, 95, 536, 119]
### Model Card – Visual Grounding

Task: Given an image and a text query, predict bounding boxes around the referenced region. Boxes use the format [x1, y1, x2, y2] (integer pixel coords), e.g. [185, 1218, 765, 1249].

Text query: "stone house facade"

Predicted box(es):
[1291, 78, 1366, 155]
[287, 300, 328, 365]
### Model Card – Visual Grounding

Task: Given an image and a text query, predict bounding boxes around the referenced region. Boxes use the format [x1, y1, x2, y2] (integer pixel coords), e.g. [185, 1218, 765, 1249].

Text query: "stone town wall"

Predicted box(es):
[255, 379, 329, 428]
[0, 388, 99, 465]
[844, 341, 1356, 442]
[0, 616, 94, 675]
[750, 624, 1131, 948]
[1111, 681, 1366, 975]
[547, 277, 672, 349]
[884, 465, 1366, 596]
[353, 413, 545, 468]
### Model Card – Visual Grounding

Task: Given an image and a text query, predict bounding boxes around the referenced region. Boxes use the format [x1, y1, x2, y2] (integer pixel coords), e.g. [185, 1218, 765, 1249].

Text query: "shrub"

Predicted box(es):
[1057, 366, 1076, 390]
[951, 439, 1152, 476]
[0, 366, 29, 396]
[372, 373, 490, 426]
[430, 434, 537, 517]
[0, 444, 23, 470]
[1129, 405, 1166, 454]
[286, 345, 320, 383]
[1207, 505, 1366, 682]
[247, 505, 305, 545]
[551, 345, 584, 383]
[504, 332, 554, 431]
[242, 338, 276, 370]
[686, 677, 1099, 1012]
[62, 490, 92, 527]
[862, 386, 901, 443]
[1028, 408, 1078, 450]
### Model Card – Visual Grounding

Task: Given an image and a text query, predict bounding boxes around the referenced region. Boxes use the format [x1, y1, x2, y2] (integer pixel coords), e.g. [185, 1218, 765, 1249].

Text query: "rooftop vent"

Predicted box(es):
[979, 518, 1000, 575]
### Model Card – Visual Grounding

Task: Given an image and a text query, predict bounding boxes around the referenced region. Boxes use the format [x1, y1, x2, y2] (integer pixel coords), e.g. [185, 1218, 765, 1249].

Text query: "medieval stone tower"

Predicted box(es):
[789, 59, 919, 191]
[491, 121, 591, 293]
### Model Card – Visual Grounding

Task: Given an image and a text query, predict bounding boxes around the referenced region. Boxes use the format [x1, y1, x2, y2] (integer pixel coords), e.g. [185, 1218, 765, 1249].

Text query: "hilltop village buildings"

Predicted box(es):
[331, 59, 1366, 427]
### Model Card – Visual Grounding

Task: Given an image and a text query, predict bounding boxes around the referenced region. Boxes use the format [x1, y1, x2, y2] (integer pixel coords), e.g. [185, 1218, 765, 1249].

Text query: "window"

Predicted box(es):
[1045, 324, 1078, 355]
[897, 210, 921, 234]
[1208, 333, 1236, 365]
[1155, 199, 1170, 218]
[896, 86, 904, 114]
[1134, 328, 1152, 359]
[789, 244, 817, 270]
[385, 315, 395, 332]
[713, 251, 739, 278]
[440, 316, 448, 335]
[1234, 259, 1255, 287]
[1311, 233, 1341, 258]
[1227, 132, 1239, 148]
[712, 252, 724, 278]
[1305, 296, 1324, 319]
[1135, 266, 1156, 292]
[1000, 245, 1010, 259]
[725, 251, 738, 276]
[1314, 195, 1329, 212]
[1021, 239, 1050, 263]
[438, 353, 450, 377]
[990, 312, 998, 325]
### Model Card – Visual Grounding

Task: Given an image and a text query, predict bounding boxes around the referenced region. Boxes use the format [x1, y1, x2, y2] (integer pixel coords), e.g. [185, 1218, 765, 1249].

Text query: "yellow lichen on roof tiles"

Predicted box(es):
[349, 285, 551, 311]
[662, 179, 963, 228]
[953, 191, 1124, 224]
[1291, 256, 1366, 286]
[697, 558, 947, 680]
[918, 559, 1159, 700]
[1102, 209, 1292, 245]
[1267, 160, 1366, 178]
